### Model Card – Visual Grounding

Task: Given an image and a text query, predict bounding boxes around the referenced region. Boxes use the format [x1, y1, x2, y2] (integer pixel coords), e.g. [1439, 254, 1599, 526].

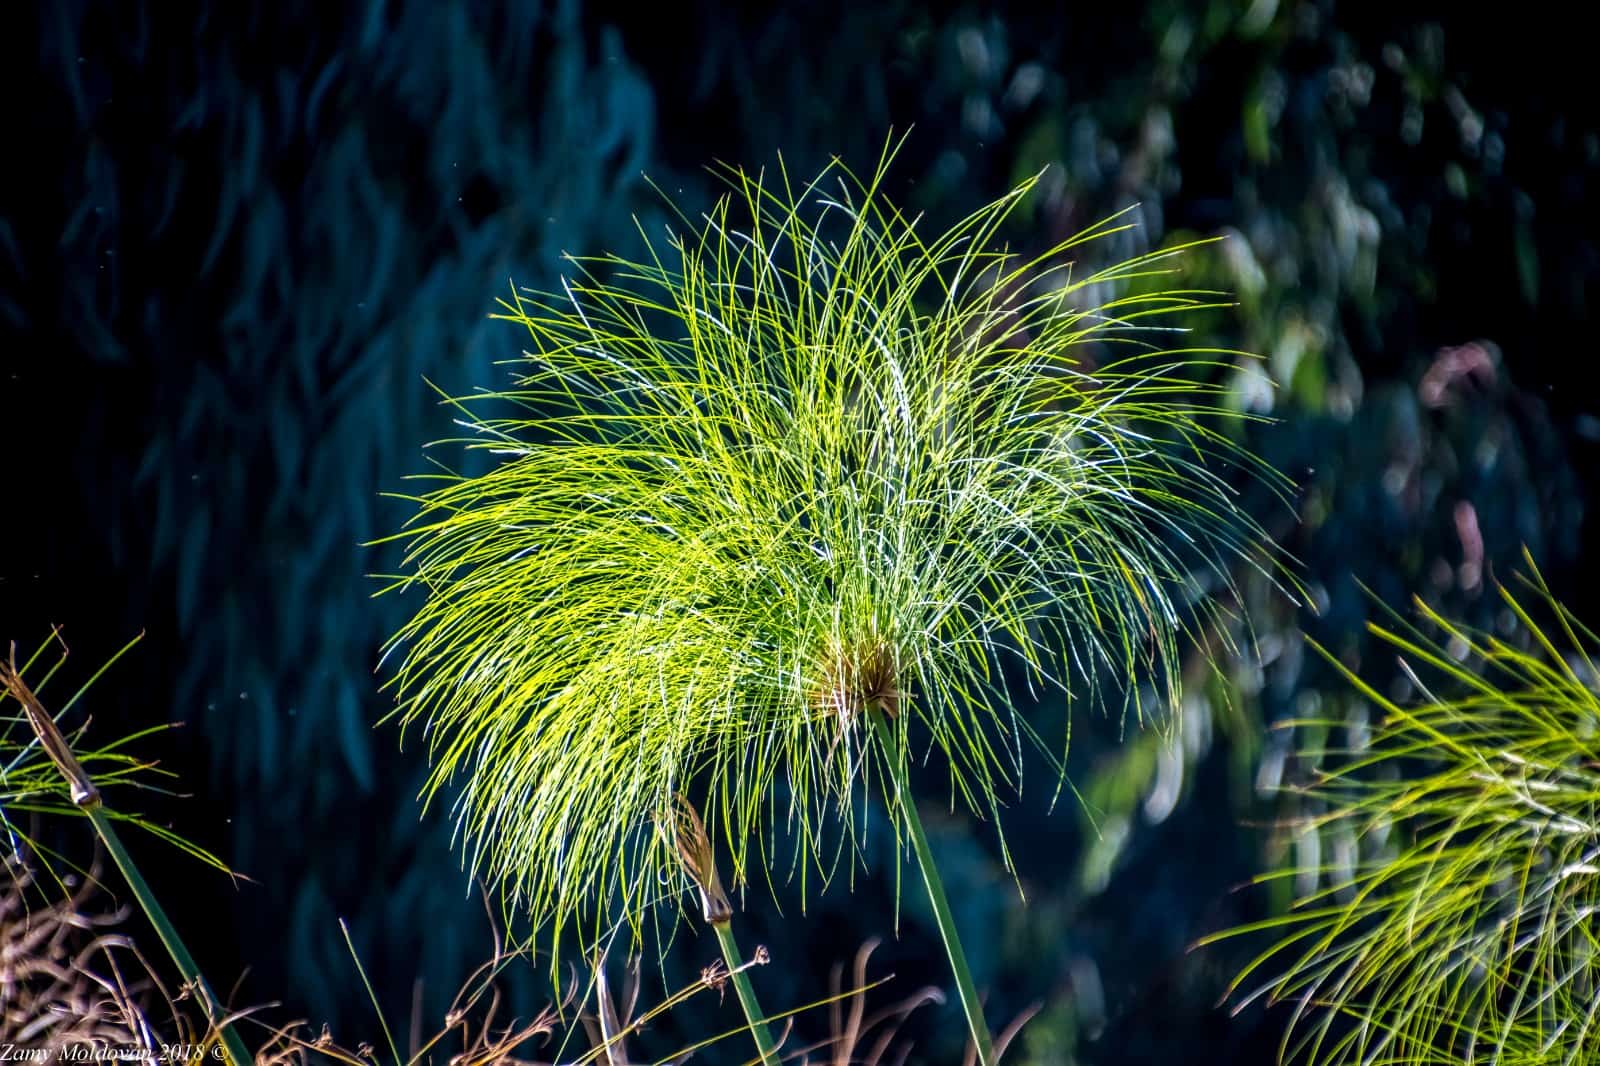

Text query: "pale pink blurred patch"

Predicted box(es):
[1419, 341, 1498, 407]
[1454, 500, 1483, 591]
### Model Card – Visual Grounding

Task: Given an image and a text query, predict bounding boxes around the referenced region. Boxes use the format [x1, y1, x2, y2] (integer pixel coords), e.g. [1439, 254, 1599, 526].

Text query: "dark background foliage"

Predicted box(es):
[5, 2, 1597, 1062]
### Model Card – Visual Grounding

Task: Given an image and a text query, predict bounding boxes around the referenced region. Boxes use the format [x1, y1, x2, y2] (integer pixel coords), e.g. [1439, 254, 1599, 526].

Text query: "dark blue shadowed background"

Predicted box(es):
[6, 3, 1598, 1062]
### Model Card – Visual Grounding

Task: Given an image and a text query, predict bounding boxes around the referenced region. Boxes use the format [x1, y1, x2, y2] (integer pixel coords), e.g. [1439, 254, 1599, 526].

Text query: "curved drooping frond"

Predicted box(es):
[1210, 553, 1600, 1065]
[379, 142, 1284, 959]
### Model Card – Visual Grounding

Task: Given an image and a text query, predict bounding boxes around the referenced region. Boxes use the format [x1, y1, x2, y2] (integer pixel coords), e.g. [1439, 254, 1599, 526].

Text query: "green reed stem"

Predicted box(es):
[4, 657, 252, 1066]
[869, 707, 996, 1066]
[712, 921, 782, 1066]
[88, 806, 254, 1066]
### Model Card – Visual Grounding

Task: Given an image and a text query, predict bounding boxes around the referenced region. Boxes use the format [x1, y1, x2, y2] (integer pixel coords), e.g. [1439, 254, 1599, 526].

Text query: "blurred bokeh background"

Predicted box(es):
[6, 2, 1598, 1062]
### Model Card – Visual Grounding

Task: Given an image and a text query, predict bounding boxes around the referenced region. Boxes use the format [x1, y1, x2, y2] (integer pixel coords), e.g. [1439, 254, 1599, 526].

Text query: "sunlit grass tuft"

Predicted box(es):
[1204, 550, 1600, 1065]
[378, 139, 1286, 973]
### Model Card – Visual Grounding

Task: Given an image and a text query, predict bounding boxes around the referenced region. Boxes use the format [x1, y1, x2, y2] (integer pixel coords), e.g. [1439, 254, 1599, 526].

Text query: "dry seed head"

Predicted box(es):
[809, 637, 903, 732]
[663, 794, 732, 925]
[700, 960, 730, 991]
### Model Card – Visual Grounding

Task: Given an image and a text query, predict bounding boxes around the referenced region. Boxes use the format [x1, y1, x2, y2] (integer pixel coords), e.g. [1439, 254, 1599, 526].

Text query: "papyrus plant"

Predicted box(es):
[381, 142, 1283, 1060]
[1205, 553, 1600, 1065]
[1, 632, 248, 1066]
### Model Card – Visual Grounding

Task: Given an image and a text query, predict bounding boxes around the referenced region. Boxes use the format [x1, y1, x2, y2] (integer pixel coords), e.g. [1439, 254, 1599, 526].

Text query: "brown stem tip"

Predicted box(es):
[664, 793, 733, 925]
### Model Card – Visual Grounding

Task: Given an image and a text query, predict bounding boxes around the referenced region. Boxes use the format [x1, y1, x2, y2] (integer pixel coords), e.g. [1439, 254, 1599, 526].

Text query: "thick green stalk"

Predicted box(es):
[666, 792, 780, 1066]
[869, 708, 996, 1066]
[712, 921, 782, 1066]
[89, 806, 255, 1066]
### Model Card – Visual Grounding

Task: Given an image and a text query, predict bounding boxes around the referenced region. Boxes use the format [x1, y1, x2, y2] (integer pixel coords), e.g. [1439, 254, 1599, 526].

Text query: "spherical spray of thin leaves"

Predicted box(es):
[1208, 555, 1600, 1066]
[379, 148, 1283, 961]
